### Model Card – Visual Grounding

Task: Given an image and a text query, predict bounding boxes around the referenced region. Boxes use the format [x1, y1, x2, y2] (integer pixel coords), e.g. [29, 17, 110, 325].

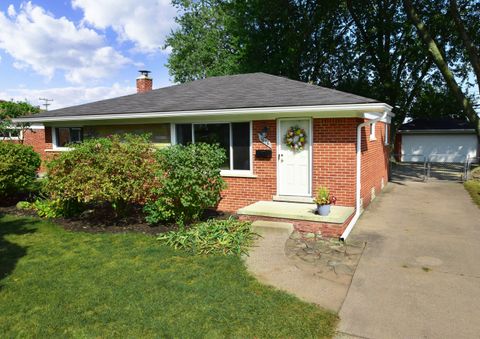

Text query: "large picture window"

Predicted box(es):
[175, 122, 251, 172]
[55, 127, 83, 147]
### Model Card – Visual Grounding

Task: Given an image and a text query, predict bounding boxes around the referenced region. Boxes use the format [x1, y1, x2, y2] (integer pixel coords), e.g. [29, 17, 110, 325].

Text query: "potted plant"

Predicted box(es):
[313, 186, 337, 216]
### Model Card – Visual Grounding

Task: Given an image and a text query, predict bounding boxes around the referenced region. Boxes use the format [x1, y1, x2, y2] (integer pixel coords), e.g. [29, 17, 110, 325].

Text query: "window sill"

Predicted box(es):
[369, 136, 377, 141]
[221, 170, 257, 178]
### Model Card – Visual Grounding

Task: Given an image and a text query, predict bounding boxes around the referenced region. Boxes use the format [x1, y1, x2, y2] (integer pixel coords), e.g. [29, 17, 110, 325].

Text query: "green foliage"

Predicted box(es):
[45, 134, 161, 214]
[0, 142, 41, 196]
[16, 201, 31, 210]
[0, 100, 40, 120]
[471, 166, 480, 180]
[464, 179, 480, 208]
[144, 143, 226, 225]
[313, 186, 336, 206]
[166, 0, 243, 82]
[157, 217, 255, 255]
[30, 199, 65, 218]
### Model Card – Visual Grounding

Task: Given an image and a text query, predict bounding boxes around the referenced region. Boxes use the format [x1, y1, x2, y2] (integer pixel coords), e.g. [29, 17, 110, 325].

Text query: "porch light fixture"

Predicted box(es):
[258, 126, 272, 149]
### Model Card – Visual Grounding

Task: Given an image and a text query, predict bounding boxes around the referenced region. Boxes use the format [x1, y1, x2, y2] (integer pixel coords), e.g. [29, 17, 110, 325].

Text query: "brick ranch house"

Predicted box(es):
[14, 72, 394, 239]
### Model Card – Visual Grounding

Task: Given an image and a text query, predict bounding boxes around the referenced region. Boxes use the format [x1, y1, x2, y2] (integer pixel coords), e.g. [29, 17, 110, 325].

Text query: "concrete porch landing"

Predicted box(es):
[237, 201, 354, 224]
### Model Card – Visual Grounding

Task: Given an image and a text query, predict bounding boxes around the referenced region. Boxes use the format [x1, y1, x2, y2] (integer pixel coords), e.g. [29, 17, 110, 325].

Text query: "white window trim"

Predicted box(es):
[172, 121, 253, 177]
[52, 127, 82, 151]
[370, 122, 377, 141]
[0, 128, 22, 141]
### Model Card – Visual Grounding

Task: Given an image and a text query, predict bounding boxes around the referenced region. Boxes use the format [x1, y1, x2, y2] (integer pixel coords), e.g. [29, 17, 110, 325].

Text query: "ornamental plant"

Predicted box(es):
[144, 143, 226, 226]
[157, 217, 255, 255]
[45, 134, 161, 215]
[0, 142, 41, 196]
[313, 186, 337, 206]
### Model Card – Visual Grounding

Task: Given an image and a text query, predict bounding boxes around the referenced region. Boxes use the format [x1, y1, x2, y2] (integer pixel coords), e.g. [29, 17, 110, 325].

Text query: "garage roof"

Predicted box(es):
[400, 118, 476, 133]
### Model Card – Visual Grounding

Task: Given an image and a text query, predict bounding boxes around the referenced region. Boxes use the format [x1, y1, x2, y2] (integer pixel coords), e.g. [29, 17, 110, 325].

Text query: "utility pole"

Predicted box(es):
[39, 98, 53, 111]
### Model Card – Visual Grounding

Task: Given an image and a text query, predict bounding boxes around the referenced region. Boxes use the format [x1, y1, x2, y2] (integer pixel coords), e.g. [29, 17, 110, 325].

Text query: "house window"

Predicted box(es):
[55, 127, 83, 147]
[370, 122, 376, 141]
[0, 128, 21, 140]
[175, 122, 251, 172]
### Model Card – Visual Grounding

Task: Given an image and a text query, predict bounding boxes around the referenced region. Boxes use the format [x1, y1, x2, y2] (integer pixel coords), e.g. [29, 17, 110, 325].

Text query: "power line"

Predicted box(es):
[39, 98, 53, 111]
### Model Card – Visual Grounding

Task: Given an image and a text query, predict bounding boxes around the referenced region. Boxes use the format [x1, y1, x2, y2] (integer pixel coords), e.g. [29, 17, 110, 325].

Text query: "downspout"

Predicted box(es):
[340, 110, 389, 241]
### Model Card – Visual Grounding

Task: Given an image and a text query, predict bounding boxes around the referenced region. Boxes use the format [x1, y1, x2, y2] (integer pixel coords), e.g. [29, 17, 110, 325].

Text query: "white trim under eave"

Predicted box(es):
[13, 103, 394, 123]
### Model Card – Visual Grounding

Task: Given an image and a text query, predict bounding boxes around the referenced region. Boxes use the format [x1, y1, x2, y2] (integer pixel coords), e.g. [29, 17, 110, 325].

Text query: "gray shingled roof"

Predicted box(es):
[29, 73, 379, 118]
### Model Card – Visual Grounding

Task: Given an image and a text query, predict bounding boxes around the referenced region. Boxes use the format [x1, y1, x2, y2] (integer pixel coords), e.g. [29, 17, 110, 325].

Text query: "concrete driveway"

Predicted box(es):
[337, 181, 480, 338]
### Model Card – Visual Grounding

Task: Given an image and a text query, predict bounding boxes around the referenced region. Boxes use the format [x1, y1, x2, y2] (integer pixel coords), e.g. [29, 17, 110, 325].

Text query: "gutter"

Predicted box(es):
[340, 109, 389, 241]
[13, 103, 393, 123]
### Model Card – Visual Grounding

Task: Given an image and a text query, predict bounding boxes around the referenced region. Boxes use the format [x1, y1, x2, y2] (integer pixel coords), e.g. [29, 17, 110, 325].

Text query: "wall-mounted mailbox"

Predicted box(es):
[255, 149, 272, 159]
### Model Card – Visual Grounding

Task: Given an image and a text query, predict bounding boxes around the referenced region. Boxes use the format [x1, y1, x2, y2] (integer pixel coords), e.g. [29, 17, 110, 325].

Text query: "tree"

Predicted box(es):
[403, 0, 480, 133]
[0, 100, 40, 144]
[166, 0, 477, 139]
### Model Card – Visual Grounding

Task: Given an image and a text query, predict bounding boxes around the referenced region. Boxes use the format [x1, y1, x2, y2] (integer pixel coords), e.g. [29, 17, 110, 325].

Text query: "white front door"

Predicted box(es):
[277, 119, 311, 196]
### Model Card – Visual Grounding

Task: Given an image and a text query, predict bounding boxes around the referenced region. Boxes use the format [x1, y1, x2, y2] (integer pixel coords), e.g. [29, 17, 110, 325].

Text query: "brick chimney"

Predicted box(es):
[136, 70, 152, 93]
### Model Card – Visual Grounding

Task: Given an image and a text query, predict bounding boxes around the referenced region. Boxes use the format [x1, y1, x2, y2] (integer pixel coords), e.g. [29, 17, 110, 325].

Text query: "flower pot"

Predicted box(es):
[317, 204, 331, 216]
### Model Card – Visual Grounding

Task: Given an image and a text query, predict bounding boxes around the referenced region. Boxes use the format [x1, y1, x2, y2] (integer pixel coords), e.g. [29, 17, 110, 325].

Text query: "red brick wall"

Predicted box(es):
[312, 118, 357, 207]
[219, 118, 390, 212]
[22, 127, 56, 171]
[360, 121, 389, 209]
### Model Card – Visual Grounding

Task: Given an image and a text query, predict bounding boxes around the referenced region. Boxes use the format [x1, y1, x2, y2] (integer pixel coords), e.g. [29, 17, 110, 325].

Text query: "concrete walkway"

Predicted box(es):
[245, 221, 352, 312]
[337, 181, 480, 338]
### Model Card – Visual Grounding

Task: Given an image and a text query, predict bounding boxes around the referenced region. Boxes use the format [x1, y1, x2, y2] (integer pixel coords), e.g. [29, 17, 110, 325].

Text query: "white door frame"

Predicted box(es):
[276, 117, 313, 197]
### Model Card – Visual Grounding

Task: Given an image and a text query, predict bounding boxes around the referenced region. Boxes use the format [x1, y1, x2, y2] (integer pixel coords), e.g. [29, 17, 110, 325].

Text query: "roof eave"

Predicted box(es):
[399, 128, 476, 134]
[13, 103, 394, 123]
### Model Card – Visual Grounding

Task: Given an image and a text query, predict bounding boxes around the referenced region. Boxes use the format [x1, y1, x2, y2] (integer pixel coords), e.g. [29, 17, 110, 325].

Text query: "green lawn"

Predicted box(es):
[0, 214, 337, 338]
[465, 180, 480, 208]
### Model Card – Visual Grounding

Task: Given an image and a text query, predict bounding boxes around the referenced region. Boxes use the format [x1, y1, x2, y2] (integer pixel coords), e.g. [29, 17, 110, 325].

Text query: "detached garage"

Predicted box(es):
[396, 118, 478, 163]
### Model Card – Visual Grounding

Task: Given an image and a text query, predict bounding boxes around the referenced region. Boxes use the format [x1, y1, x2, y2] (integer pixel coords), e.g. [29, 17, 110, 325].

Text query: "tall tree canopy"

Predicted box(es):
[166, 0, 480, 136]
[0, 100, 40, 143]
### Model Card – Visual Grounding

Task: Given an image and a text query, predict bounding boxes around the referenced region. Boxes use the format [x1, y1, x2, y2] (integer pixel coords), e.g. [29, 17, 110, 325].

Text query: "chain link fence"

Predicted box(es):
[390, 154, 478, 182]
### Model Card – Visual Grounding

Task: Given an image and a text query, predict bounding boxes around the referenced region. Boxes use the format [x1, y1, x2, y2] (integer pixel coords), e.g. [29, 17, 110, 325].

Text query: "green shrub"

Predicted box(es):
[45, 134, 161, 215]
[18, 198, 83, 218]
[157, 218, 255, 255]
[471, 166, 480, 180]
[144, 143, 226, 226]
[0, 142, 41, 196]
[16, 201, 32, 210]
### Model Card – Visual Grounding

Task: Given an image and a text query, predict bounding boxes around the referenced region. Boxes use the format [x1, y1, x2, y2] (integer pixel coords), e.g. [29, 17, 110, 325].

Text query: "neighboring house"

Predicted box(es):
[395, 118, 478, 163]
[14, 72, 393, 238]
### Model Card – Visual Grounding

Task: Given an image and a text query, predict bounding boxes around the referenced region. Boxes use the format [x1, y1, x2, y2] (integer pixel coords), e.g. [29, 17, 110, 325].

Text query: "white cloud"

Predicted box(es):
[0, 2, 131, 83]
[0, 83, 136, 110]
[7, 4, 16, 17]
[72, 0, 177, 53]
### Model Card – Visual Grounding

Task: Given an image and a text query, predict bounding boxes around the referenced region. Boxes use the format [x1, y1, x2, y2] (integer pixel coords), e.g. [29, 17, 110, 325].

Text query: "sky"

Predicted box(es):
[0, 1, 177, 110]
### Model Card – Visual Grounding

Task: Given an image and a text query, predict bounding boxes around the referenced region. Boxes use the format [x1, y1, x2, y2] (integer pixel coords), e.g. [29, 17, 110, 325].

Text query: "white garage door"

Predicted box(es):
[402, 134, 478, 163]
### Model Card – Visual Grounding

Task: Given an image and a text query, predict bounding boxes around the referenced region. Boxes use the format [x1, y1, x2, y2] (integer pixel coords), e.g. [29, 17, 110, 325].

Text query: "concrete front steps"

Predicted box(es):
[237, 201, 355, 238]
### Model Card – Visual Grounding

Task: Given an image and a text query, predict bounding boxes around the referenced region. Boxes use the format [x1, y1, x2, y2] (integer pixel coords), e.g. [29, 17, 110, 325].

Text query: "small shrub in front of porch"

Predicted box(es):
[157, 217, 255, 255]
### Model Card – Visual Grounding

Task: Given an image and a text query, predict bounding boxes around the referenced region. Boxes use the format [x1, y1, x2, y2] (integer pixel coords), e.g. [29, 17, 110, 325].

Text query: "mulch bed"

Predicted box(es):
[0, 201, 232, 236]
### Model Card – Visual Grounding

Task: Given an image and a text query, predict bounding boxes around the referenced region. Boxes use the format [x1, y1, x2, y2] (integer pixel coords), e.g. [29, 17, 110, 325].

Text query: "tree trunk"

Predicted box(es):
[403, 0, 480, 135]
[449, 0, 480, 93]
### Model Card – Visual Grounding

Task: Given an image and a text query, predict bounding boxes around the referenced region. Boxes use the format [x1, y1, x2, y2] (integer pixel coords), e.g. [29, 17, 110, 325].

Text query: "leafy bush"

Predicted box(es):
[471, 166, 480, 181]
[157, 218, 255, 255]
[144, 143, 226, 225]
[15, 199, 81, 218]
[45, 134, 161, 215]
[0, 142, 41, 196]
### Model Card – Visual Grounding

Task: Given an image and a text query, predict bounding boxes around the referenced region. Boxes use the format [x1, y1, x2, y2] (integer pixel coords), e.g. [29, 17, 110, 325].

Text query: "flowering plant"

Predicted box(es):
[313, 186, 337, 206]
[284, 125, 307, 151]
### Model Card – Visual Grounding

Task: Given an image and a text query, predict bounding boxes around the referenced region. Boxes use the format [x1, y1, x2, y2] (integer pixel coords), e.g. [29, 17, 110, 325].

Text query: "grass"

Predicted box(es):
[0, 214, 337, 338]
[464, 180, 480, 208]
